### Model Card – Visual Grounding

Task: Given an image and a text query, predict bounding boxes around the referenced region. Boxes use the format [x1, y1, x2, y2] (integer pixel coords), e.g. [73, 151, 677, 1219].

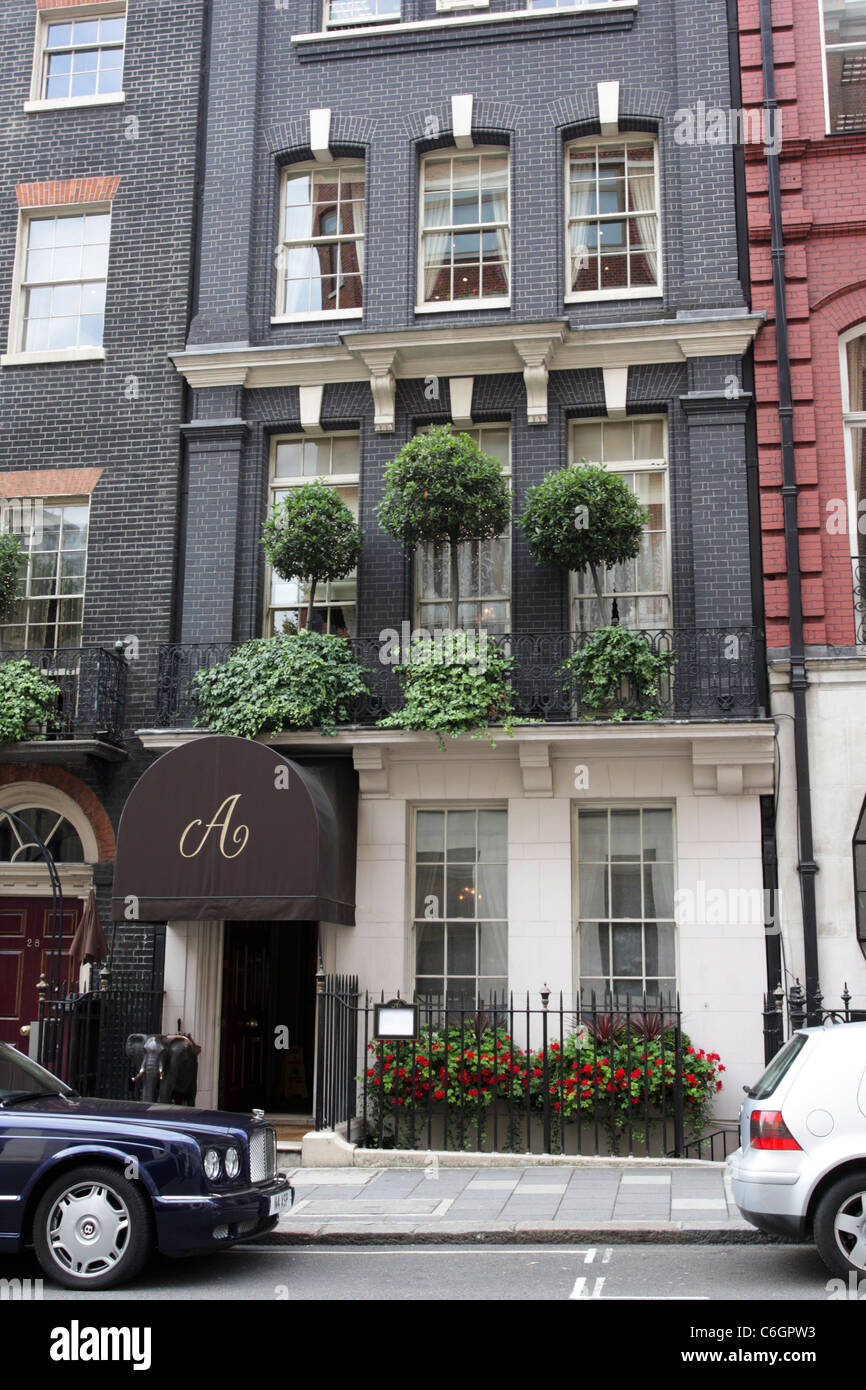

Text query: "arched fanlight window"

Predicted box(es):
[0, 807, 85, 863]
[855, 794, 866, 960]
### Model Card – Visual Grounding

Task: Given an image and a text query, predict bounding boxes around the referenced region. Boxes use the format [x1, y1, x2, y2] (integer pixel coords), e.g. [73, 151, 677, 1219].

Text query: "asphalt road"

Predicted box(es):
[0, 1241, 850, 1301]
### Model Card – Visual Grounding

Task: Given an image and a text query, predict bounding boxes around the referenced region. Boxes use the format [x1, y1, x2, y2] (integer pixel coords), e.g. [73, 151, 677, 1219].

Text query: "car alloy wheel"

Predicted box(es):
[814, 1171, 866, 1278]
[33, 1164, 153, 1290]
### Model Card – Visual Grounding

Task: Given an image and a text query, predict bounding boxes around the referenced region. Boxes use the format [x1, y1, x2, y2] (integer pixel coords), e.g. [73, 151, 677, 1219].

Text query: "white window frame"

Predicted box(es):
[568, 415, 671, 633]
[26, 1, 126, 114]
[839, 324, 866, 642]
[0, 495, 90, 654]
[325, 0, 402, 26]
[416, 146, 511, 314]
[819, 0, 866, 135]
[410, 803, 509, 1007]
[272, 159, 365, 324]
[572, 802, 678, 1004]
[2, 204, 111, 368]
[413, 424, 512, 633]
[564, 134, 663, 303]
[264, 433, 360, 636]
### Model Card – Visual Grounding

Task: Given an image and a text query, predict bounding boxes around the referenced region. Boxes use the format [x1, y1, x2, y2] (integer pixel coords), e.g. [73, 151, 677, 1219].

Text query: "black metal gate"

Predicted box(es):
[38, 985, 163, 1098]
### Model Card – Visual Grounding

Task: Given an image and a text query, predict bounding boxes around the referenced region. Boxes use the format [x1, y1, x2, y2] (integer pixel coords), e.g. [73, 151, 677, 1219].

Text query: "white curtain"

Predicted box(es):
[349, 182, 365, 278]
[568, 179, 593, 291]
[628, 167, 659, 285]
[423, 174, 451, 302]
[488, 182, 509, 291]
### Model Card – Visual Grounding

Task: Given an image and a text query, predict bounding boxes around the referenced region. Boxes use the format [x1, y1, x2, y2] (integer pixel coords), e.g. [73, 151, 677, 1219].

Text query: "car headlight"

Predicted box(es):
[203, 1148, 222, 1181]
[225, 1147, 240, 1180]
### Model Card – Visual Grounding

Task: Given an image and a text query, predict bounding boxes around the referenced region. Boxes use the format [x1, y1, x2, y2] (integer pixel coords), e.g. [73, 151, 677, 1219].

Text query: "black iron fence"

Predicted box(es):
[155, 626, 763, 729]
[38, 985, 163, 1098]
[853, 557, 866, 646]
[762, 980, 864, 1064]
[312, 981, 731, 1158]
[0, 646, 128, 745]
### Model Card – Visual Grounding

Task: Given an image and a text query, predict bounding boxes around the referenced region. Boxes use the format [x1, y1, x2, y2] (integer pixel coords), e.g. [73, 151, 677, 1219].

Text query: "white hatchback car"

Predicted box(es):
[729, 1021, 866, 1277]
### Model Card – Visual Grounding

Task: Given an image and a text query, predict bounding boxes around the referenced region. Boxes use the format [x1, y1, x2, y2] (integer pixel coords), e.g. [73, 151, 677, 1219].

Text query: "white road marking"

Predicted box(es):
[583, 1248, 597, 1263]
[602, 1247, 613, 1262]
[570, 1276, 606, 1299]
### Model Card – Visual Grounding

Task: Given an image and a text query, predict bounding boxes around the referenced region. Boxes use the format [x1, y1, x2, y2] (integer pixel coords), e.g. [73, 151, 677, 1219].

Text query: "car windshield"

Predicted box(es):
[749, 1032, 809, 1100]
[0, 1041, 73, 1103]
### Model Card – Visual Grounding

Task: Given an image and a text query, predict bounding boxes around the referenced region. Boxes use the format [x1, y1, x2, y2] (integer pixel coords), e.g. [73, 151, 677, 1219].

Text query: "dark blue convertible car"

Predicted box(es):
[0, 1040, 293, 1289]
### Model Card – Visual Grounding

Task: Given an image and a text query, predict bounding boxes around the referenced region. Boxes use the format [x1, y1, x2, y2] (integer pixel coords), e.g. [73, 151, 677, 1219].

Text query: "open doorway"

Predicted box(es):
[219, 921, 317, 1115]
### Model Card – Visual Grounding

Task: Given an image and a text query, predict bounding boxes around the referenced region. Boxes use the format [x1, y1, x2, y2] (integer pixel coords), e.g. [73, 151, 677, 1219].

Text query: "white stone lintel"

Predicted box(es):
[597, 80, 620, 136]
[451, 93, 474, 149]
[309, 108, 333, 163]
[449, 376, 474, 428]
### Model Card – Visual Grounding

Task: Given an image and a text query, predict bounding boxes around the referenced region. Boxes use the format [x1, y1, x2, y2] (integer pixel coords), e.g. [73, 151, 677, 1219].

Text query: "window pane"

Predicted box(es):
[578, 809, 608, 862]
[447, 922, 476, 975]
[610, 809, 641, 859]
[645, 922, 676, 978]
[416, 922, 444, 975]
[612, 924, 643, 977]
[447, 810, 476, 863]
[478, 809, 507, 861]
[643, 862, 674, 919]
[477, 864, 506, 921]
[642, 808, 673, 861]
[580, 921, 608, 977]
[610, 864, 642, 918]
[447, 864, 476, 918]
[416, 809, 444, 861]
[479, 921, 507, 977]
[579, 862, 608, 918]
[415, 864, 443, 919]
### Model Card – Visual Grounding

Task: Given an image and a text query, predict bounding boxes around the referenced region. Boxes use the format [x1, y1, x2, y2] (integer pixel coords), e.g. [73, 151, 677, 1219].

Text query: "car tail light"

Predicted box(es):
[749, 1109, 802, 1151]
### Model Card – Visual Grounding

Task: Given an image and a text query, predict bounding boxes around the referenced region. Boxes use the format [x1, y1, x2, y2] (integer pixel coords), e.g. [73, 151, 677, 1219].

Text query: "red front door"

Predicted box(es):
[0, 896, 80, 1046]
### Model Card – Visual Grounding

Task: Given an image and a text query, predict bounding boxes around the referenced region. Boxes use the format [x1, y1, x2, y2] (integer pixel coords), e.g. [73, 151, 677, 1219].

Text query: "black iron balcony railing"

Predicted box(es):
[155, 627, 764, 730]
[853, 556, 866, 646]
[0, 646, 128, 745]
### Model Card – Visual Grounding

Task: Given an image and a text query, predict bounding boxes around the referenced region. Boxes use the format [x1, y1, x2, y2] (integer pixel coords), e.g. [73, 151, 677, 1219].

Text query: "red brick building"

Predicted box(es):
[739, 0, 866, 1002]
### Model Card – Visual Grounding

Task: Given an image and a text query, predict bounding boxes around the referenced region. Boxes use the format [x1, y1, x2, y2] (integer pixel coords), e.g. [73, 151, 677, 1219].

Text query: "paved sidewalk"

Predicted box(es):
[264, 1162, 768, 1245]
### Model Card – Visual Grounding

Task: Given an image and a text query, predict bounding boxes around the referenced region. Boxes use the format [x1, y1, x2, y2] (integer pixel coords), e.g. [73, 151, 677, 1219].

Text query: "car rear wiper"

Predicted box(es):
[0, 1090, 70, 1108]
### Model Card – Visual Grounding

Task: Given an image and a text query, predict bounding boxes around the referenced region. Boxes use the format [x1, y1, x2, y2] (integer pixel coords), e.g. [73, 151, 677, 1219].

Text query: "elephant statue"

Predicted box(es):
[125, 1032, 201, 1105]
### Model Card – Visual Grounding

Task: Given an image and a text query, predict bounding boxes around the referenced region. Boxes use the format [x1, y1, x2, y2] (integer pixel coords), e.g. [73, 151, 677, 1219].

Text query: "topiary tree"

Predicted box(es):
[261, 481, 363, 630]
[519, 463, 646, 626]
[0, 532, 26, 626]
[377, 425, 512, 630]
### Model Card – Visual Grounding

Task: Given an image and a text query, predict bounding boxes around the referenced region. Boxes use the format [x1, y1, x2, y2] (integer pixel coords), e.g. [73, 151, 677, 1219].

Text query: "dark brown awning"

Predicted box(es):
[111, 736, 356, 924]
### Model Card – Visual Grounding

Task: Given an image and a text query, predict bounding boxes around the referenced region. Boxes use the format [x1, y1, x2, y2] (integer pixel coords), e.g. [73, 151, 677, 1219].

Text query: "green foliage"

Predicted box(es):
[191, 631, 369, 738]
[261, 481, 362, 620]
[378, 425, 511, 548]
[377, 635, 517, 748]
[361, 1025, 725, 1149]
[377, 427, 511, 628]
[0, 532, 26, 625]
[563, 625, 675, 721]
[0, 659, 59, 743]
[519, 463, 646, 624]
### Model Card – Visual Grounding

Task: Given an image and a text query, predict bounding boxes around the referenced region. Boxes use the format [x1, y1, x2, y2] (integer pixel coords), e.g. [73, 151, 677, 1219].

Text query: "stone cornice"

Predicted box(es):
[172, 313, 762, 425]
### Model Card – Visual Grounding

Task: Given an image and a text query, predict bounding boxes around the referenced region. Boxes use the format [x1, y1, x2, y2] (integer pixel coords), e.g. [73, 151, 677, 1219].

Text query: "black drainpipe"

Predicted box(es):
[759, 0, 820, 1017]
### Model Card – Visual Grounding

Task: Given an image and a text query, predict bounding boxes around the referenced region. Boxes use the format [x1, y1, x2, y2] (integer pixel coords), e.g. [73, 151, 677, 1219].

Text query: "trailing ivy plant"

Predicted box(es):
[377, 426, 511, 629]
[0, 532, 26, 626]
[261, 481, 363, 629]
[563, 625, 675, 721]
[191, 631, 370, 738]
[519, 463, 646, 626]
[377, 634, 517, 748]
[0, 659, 59, 743]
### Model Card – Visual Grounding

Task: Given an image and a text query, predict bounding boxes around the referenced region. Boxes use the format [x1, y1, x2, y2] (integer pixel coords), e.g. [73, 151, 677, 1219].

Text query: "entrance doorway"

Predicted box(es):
[0, 897, 80, 1047]
[219, 921, 317, 1114]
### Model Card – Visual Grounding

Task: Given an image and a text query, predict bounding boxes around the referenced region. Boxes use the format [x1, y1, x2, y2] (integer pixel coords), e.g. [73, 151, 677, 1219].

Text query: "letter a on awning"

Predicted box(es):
[111, 736, 355, 924]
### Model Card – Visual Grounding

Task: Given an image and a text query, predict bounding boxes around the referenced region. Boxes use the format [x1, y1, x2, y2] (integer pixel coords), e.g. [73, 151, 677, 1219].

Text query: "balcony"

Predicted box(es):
[0, 646, 128, 761]
[854, 556, 866, 645]
[154, 628, 765, 731]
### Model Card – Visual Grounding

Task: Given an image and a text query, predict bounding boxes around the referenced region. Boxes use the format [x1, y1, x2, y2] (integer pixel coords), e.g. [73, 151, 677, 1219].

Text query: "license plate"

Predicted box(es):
[269, 1189, 292, 1217]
